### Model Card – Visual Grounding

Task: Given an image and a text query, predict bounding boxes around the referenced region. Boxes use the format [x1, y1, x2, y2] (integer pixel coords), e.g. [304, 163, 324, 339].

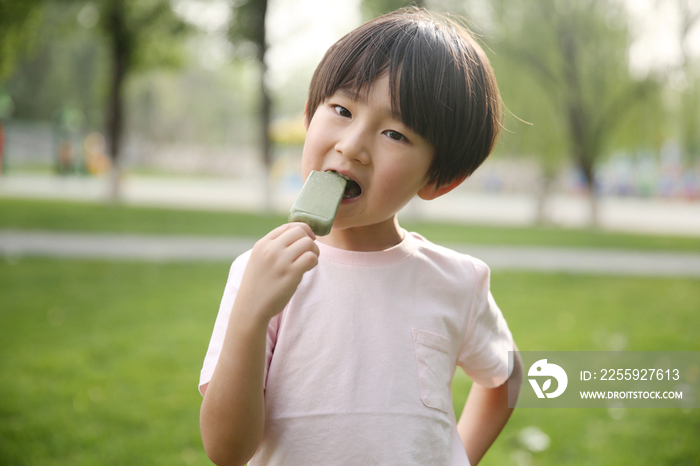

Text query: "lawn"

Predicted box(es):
[1, 257, 698, 465]
[453, 271, 700, 466]
[2, 197, 700, 251]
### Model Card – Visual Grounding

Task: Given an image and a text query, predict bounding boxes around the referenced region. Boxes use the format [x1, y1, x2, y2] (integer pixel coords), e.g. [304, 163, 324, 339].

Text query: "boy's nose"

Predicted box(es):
[334, 127, 370, 165]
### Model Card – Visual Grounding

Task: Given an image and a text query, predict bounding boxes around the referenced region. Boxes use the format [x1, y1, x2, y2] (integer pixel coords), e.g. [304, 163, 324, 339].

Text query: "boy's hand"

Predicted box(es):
[235, 222, 320, 323]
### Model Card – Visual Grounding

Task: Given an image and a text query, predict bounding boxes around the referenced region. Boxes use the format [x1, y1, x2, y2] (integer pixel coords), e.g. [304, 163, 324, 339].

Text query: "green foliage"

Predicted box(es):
[5, 2, 109, 125]
[97, 0, 190, 71]
[0, 0, 44, 83]
[4, 0, 191, 130]
[490, 51, 568, 175]
[444, 0, 664, 185]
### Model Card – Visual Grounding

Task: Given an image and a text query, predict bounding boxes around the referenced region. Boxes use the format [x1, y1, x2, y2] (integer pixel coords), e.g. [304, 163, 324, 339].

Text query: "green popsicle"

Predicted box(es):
[289, 170, 347, 236]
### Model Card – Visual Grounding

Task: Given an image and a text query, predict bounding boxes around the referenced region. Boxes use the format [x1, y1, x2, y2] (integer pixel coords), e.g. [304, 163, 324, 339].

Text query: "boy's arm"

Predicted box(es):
[200, 223, 319, 466]
[457, 343, 523, 466]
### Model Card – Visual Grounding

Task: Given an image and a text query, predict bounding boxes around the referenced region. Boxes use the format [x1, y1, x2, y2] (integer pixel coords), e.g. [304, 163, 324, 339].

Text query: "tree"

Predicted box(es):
[227, 0, 273, 209]
[479, 0, 659, 225]
[96, 0, 189, 198]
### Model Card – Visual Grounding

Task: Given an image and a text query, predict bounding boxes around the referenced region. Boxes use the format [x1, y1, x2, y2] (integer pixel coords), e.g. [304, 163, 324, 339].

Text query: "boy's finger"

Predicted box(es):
[287, 233, 320, 261]
[273, 224, 317, 248]
[291, 249, 320, 274]
[264, 223, 295, 241]
[266, 222, 316, 242]
[287, 222, 317, 240]
[277, 231, 320, 267]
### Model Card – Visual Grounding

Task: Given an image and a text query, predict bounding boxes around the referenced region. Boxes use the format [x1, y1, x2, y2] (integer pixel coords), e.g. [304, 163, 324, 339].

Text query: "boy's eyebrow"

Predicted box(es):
[336, 87, 402, 121]
[337, 88, 363, 102]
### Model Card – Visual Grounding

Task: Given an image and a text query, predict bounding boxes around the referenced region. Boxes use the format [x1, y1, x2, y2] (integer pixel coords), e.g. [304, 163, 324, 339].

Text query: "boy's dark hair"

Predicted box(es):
[307, 7, 502, 188]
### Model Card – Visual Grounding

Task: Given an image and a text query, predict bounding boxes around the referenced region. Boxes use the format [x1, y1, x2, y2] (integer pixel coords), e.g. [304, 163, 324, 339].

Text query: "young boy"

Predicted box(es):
[199, 8, 523, 466]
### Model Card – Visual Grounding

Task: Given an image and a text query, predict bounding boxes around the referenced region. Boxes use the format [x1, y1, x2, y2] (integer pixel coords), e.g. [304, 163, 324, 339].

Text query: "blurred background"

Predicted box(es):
[1, 0, 699, 465]
[1, 0, 699, 232]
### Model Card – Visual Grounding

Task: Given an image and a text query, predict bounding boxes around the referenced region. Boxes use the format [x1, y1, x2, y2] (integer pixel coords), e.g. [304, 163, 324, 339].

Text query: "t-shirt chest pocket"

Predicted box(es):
[412, 329, 453, 413]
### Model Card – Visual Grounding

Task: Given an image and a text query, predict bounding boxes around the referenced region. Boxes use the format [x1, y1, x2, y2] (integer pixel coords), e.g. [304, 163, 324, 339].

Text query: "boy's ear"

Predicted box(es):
[303, 100, 310, 130]
[417, 175, 467, 201]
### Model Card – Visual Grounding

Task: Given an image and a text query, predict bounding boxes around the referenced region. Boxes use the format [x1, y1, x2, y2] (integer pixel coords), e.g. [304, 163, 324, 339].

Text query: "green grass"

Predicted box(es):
[0, 258, 227, 466]
[1, 258, 698, 465]
[405, 219, 700, 252]
[2, 197, 700, 251]
[454, 272, 700, 466]
[0, 198, 286, 238]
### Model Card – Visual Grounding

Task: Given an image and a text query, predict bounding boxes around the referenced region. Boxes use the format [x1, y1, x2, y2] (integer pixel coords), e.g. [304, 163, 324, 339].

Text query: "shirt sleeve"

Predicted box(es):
[198, 250, 281, 396]
[456, 258, 514, 388]
[198, 253, 246, 394]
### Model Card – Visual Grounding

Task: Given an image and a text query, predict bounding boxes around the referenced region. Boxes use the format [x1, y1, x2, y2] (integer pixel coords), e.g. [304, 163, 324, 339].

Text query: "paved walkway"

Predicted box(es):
[2, 229, 699, 277]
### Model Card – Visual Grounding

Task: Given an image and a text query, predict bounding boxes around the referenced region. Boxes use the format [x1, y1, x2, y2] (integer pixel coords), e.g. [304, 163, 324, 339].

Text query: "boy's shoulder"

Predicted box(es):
[405, 230, 491, 277]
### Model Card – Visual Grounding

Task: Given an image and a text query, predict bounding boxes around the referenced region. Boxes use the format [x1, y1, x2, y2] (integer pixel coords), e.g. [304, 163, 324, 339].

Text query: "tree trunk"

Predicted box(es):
[260, 39, 273, 211]
[255, 0, 273, 211]
[105, 0, 129, 202]
[106, 57, 126, 201]
[535, 169, 554, 225]
[0, 121, 5, 175]
[579, 157, 599, 227]
[559, 25, 599, 228]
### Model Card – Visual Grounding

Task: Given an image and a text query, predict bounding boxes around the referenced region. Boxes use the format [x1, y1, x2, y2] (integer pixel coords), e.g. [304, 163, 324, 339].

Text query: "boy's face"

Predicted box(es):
[301, 74, 436, 236]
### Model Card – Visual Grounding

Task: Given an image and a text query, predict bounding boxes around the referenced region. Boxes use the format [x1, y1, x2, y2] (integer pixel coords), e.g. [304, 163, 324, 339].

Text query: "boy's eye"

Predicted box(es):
[384, 130, 407, 142]
[333, 105, 351, 118]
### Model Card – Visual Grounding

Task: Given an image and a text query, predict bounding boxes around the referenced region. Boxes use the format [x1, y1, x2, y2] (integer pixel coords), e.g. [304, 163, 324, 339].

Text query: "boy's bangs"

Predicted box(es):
[309, 18, 443, 140]
[308, 20, 405, 119]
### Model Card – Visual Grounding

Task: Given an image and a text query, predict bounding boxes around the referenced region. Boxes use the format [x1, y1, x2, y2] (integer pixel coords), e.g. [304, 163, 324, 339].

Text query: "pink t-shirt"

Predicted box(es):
[200, 231, 513, 465]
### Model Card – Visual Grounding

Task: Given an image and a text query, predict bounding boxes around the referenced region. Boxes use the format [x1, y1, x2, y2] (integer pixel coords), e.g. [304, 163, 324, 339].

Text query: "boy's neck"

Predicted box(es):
[317, 216, 404, 252]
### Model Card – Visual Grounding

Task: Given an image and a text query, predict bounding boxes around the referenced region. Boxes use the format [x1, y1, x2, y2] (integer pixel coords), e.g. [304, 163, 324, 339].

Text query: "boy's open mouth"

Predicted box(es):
[328, 171, 362, 199]
[343, 179, 362, 199]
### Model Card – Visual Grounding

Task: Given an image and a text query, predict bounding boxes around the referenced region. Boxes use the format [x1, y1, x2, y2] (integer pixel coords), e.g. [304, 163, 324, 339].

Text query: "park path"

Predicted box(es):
[2, 229, 699, 277]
